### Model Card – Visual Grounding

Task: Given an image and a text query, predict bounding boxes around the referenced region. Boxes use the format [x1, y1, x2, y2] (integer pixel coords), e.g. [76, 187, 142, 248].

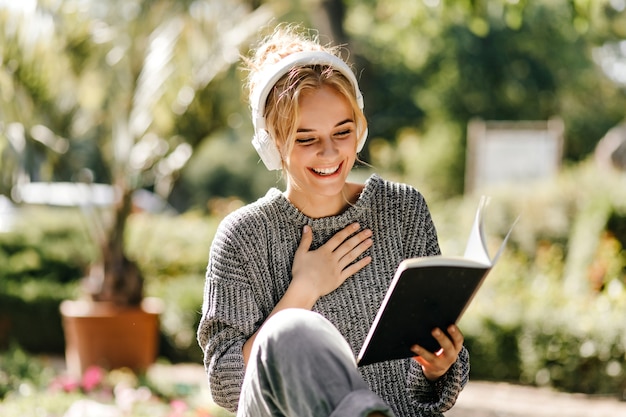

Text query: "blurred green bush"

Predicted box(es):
[427, 161, 626, 397]
[0, 207, 215, 362]
[0, 344, 56, 400]
[0, 207, 88, 353]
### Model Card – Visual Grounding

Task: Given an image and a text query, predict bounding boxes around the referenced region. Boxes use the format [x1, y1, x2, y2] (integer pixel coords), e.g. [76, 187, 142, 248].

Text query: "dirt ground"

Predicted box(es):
[445, 380, 626, 417]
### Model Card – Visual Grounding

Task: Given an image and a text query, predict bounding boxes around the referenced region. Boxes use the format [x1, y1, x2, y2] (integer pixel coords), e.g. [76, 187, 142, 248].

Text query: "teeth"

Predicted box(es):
[313, 165, 339, 175]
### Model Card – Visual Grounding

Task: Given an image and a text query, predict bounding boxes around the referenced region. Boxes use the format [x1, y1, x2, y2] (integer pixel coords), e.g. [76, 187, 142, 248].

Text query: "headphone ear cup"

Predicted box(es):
[252, 129, 282, 170]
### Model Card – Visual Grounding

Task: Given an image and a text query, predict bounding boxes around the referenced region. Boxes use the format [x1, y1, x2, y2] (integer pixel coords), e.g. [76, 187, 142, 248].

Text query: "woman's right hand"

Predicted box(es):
[243, 223, 373, 365]
[290, 223, 373, 303]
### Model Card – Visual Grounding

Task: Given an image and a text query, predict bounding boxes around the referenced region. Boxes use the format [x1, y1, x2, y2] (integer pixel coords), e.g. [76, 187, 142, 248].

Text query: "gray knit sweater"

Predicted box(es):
[197, 174, 469, 416]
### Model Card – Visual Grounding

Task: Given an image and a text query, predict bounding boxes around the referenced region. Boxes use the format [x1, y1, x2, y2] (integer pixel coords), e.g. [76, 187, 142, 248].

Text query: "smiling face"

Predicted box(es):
[283, 85, 358, 217]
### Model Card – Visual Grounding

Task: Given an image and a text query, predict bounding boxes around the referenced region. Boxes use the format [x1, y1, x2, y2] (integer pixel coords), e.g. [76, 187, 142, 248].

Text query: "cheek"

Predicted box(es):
[279, 141, 298, 164]
[341, 139, 359, 155]
[283, 147, 308, 168]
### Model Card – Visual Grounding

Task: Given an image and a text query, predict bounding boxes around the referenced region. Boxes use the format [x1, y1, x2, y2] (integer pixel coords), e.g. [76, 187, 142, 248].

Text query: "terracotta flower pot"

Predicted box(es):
[60, 297, 164, 377]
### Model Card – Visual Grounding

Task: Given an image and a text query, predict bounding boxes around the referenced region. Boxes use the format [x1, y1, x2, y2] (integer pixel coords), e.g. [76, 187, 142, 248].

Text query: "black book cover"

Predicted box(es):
[357, 196, 516, 367]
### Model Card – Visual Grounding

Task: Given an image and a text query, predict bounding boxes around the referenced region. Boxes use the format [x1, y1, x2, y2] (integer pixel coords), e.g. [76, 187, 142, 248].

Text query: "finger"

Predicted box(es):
[334, 228, 373, 259]
[431, 328, 453, 353]
[337, 234, 373, 268]
[295, 225, 313, 255]
[340, 255, 372, 280]
[412, 354, 429, 367]
[430, 326, 464, 356]
[324, 223, 361, 251]
[412, 351, 447, 381]
[410, 344, 436, 361]
[447, 325, 464, 351]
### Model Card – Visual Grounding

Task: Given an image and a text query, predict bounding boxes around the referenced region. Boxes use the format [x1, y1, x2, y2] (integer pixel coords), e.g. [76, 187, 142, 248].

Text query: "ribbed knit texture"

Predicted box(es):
[197, 174, 469, 416]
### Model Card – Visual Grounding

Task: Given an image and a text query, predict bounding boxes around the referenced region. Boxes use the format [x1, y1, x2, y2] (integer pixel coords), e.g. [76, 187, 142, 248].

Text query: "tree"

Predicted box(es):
[340, 0, 626, 195]
[0, 0, 274, 305]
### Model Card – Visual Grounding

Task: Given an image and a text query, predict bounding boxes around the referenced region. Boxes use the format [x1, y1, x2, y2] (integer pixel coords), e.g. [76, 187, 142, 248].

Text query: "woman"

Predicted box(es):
[197, 25, 469, 417]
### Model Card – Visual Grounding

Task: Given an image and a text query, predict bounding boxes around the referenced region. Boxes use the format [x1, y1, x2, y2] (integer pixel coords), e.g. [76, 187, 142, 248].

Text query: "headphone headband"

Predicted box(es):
[250, 51, 367, 170]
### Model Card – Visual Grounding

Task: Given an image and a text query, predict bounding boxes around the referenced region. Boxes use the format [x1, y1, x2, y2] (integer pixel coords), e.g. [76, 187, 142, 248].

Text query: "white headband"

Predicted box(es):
[250, 50, 367, 170]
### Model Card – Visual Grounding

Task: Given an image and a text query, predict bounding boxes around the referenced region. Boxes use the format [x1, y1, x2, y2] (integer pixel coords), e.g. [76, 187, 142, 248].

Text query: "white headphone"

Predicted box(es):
[250, 51, 367, 170]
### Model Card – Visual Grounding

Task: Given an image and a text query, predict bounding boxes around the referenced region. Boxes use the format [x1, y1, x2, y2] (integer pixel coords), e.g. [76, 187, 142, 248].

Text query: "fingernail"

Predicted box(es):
[303, 225, 310, 233]
[353, 223, 360, 229]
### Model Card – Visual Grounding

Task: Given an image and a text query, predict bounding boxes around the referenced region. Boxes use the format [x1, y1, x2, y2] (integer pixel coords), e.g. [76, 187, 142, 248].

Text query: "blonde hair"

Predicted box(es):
[244, 24, 367, 168]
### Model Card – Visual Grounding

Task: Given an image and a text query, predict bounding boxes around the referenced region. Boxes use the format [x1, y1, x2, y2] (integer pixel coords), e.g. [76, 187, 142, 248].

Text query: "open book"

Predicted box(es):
[356, 196, 516, 367]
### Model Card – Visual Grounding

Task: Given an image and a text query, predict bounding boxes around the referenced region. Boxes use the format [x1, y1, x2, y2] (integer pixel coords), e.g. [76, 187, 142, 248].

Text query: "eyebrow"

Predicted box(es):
[296, 118, 354, 133]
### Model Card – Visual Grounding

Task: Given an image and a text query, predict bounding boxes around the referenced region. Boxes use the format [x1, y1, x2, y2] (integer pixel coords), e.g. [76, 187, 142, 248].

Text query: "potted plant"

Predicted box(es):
[0, 0, 273, 376]
[59, 182, 166, 377]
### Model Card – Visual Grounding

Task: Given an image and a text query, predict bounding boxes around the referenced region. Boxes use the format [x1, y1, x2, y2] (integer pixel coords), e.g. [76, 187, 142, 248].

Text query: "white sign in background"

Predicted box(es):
[465, 119, 564, 193]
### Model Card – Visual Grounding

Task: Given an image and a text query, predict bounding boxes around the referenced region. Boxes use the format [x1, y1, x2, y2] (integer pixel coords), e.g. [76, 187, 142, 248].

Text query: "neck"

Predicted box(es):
[284, 182, 363, 218]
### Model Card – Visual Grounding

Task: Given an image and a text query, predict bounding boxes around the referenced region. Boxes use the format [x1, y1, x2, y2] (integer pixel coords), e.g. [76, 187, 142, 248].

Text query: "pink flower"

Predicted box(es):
[49, 374, 80, 393]
[168, 399, 188, 417]
[81, 366, 105, 392]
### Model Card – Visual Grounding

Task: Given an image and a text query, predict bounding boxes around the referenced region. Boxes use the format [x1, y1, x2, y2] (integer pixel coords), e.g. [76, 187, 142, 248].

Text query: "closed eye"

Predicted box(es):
[295, 137, 316, 144]
[334, 129, 352, 137]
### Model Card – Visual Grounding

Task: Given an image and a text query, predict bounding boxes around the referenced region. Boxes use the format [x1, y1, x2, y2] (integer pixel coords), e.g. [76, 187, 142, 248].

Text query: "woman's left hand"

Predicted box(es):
[410, 324, 464, 381]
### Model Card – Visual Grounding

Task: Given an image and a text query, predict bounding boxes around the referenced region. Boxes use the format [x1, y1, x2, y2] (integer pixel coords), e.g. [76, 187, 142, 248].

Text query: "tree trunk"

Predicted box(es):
[87, 185, 143, 306]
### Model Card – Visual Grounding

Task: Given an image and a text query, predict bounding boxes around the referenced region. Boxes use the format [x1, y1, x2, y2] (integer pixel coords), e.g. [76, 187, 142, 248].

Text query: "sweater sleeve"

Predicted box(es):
[406, 347, 470, 413]
[196, 218, 265, 412]
[401, 187, 441, 258]
[399, 185, 470, 411]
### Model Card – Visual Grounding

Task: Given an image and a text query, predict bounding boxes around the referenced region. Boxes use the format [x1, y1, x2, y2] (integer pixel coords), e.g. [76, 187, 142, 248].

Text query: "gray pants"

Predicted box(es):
[237, 308, 394, 417]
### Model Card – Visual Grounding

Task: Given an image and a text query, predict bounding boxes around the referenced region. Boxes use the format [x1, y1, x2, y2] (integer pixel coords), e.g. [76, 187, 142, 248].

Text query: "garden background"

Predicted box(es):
[1, 0, 625, 416]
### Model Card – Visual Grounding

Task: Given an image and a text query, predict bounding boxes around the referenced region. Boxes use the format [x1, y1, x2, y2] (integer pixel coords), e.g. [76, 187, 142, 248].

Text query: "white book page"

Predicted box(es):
[463, 196, 492, 265]
[463, 196, 518, 267]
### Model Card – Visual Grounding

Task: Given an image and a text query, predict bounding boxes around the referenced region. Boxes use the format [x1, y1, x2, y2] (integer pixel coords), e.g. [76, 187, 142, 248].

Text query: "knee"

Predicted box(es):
[254, 308, 354, 365]
[258, 308, 331, 348]
[264, 308, 325, 332]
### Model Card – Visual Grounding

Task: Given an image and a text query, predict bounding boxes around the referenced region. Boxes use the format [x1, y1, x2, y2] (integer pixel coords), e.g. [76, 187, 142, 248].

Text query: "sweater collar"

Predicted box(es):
[265, 173, 382, 230]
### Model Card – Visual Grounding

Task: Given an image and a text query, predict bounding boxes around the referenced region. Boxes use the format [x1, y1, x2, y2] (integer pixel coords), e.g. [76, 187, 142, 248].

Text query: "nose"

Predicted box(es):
[318, 137, 338, 158]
